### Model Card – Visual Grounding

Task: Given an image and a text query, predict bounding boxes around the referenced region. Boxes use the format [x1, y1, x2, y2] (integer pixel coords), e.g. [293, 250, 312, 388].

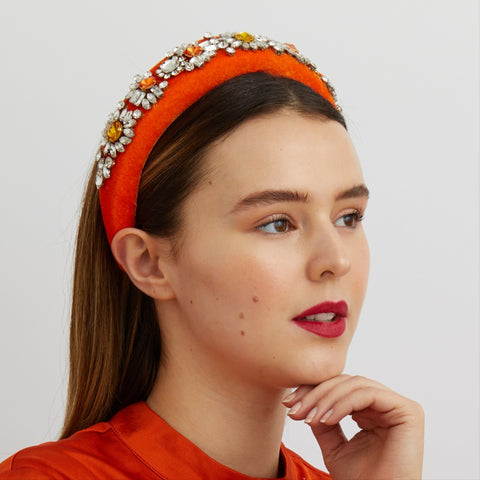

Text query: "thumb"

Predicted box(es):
[310, 422, 347, 462]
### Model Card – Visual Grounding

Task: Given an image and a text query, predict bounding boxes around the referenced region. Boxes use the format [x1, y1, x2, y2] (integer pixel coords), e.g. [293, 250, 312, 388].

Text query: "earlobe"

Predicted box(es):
[111, 228, 176, 300]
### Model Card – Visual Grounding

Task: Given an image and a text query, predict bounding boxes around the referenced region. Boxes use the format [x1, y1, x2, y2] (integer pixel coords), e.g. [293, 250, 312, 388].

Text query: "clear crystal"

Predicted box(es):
[133, 109, 142, 119]
[191, 56, 204, 68]
[105, 157, 114, 167]
[161, 57, 179, 73]
[95, 150, 101, 161]
[129, 90, 144, 106]
[109, 146, 117, 158]
[103, 166, 111, 179]
[97, 159, 104, 169]
[159, 81, 168, 89]
[269, 40, 284, 53]
[123, 128, 134, 138]
[231, 40, 242, 48]
[218, 40, 228, 48]
[95, 174, 104, 188]
[146, 93, 157, 103]
[185, 62, 194, 71]
[141, 99, 151, 109]
[151, 85, 163, 97]
[133, 74, 143, 83]
[120, 136, 132, 145]
[115, 142, 125, 153]
[226, 47, 235, 55]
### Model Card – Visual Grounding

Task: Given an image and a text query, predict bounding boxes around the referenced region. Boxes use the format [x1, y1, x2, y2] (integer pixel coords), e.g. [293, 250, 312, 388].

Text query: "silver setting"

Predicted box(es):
[95, 32, 340, 189]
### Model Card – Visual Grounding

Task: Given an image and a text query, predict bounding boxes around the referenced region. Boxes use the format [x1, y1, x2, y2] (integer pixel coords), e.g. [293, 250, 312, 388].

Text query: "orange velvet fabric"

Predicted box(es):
[0, 402, 332, 480]
[99, 48, 336, 244]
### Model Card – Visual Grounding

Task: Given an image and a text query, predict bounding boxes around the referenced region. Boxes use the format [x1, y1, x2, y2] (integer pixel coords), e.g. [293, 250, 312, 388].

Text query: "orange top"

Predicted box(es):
[0, 402, 331, 480]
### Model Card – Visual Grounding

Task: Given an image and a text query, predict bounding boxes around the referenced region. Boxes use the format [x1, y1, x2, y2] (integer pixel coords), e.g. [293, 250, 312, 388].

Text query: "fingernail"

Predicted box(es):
[320, 408, 334, 423]
[282, 392, 296, 404]
[304, 407, 318, 424]
[288, 402, 302, 416]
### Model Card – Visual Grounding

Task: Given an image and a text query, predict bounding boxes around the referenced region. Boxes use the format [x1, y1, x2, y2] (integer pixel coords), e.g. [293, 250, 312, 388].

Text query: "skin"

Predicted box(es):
[112, 110, 424, 479]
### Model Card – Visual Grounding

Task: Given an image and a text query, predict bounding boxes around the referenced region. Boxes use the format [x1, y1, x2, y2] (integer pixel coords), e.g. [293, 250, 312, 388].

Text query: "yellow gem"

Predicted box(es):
[107, 121, 123, 143]
[234, 32, 254, 43]
[139, 77, 156, 91]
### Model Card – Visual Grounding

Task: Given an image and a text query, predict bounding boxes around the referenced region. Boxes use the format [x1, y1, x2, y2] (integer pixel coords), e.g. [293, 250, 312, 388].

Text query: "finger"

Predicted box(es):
[287, 375, 350, 420]
[282, 385, 315, 407]
[308, 386, 404, 428]
[301, 376, 391, 424]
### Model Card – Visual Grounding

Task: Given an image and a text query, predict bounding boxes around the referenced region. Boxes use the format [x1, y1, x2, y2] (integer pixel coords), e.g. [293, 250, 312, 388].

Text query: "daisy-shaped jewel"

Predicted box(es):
[100, 101, 142, 159]
[125, 73, 167, 110]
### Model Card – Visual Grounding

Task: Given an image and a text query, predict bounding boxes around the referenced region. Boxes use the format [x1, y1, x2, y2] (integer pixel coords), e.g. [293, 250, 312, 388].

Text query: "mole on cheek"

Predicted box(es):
[240, 330, 246, 336]
[239, 312, 244, 319]
[252, 296, 259, 303]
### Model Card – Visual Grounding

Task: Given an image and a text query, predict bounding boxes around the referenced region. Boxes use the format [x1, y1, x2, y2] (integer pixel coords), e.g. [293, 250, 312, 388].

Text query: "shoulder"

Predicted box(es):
[282, 444, 332, 479]
[0, 421, 139, 480]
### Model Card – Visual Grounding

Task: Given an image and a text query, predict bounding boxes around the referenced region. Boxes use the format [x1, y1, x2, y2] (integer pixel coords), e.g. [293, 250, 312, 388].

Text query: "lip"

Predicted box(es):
[292, 300, 348, 338]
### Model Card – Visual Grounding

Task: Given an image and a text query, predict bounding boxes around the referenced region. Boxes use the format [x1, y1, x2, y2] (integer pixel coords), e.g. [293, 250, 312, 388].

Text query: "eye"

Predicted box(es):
[257, 215, 294, 234]
[335, 211, 364, 228]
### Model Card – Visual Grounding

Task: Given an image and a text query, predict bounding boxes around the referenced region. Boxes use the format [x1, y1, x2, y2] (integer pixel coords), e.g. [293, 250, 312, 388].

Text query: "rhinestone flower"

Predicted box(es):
[95, 102, 142, 187]
[125, 73, 168, 110]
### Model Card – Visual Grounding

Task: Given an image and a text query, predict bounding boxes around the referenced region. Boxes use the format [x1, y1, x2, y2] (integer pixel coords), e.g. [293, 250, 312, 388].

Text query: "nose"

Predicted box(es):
[306, 223, 351, 281]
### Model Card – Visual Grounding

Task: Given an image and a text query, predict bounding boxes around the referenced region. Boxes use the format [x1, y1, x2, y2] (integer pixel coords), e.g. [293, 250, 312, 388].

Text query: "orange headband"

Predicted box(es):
[96, 32, 338, 244]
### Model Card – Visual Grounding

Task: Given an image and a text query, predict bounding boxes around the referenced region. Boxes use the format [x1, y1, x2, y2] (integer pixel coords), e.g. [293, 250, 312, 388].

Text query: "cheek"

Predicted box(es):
[178, 239, 296, 322]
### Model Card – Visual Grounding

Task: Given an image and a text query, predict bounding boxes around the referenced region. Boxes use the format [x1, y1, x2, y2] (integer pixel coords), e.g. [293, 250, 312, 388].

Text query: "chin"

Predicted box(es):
[285, 355, 347, 387]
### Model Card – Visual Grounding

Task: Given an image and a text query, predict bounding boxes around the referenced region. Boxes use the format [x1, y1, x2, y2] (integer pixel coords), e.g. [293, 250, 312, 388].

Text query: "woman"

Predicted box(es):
[0, 32, 424, 479]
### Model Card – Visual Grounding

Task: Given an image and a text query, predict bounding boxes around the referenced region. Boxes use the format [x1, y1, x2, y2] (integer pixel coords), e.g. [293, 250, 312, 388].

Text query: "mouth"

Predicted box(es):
[297, 312, 337, 322]
[292, 301, 348, 338]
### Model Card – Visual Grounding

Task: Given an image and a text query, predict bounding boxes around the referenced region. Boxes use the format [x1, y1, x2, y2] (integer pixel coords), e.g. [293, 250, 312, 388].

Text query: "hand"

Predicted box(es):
[283, 375, 424, 480]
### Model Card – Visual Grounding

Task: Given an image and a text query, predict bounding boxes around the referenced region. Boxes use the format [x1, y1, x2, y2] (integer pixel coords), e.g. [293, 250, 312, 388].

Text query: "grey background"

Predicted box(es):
[0, 1, 478, 479]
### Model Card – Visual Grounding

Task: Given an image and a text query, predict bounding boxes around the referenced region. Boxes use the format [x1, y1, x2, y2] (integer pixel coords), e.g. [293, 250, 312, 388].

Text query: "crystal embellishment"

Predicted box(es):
[94, 32, 339, 189]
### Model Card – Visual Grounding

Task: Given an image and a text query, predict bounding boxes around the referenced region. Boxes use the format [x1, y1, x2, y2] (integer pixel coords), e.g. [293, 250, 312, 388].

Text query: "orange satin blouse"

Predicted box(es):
[0, 402, 331, 479]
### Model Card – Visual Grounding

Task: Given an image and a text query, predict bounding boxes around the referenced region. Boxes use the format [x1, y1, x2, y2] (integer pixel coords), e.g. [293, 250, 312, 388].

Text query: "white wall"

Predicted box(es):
[0, 1, 478, 479]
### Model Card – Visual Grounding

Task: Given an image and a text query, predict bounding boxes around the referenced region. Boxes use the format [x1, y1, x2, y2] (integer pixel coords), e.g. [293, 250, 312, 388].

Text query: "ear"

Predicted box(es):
[111, 228, 176, 300]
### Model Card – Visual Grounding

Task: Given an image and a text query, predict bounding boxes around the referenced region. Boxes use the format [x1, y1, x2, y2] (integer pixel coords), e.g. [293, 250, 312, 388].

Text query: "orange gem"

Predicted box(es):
[234, 32, 254, 43]
[107, 121, 123, 142]
[285, 43, 299, 53]
[139, 77, 156, 91]
[184, 45, 203, 58]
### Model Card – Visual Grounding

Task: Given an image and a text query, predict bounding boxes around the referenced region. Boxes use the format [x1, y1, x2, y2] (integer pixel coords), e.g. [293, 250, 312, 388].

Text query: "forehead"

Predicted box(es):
[201, 111, 364, 198]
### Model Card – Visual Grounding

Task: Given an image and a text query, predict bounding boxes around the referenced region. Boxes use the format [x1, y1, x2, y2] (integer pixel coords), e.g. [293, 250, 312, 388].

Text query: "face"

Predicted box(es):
[157, 110, 370, 389]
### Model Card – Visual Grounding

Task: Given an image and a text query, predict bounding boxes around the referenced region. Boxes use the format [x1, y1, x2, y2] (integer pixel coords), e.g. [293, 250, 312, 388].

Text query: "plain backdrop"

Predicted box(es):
[0, 1, 478, 479]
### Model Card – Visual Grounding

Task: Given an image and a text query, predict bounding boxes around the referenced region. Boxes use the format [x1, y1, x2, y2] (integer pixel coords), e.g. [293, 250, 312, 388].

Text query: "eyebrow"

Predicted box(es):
[231, 184, 369, 214]
[335, 184, 370, 201]
[230, 190, 308, 213]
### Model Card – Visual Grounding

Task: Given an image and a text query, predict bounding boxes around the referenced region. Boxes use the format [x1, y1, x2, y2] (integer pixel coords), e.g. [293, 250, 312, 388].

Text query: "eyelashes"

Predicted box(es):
[257, 215, 295, 234]
[256, 210, 365, 235]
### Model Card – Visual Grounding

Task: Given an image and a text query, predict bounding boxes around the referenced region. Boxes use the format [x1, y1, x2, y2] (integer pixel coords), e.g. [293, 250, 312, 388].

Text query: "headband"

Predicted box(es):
[95, 32, 339, 244]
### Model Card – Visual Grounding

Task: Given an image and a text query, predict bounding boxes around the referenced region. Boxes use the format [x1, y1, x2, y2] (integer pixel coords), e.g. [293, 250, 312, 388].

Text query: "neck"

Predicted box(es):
[147, 355, 288, 478]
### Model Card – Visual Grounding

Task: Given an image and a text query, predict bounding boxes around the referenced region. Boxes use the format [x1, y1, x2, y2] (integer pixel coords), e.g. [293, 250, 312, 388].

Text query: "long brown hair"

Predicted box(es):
[61, 72, 346, 439]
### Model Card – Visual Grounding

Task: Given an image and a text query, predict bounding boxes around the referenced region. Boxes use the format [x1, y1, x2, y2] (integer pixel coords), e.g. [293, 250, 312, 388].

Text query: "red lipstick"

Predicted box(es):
[292, 300, 348, 338]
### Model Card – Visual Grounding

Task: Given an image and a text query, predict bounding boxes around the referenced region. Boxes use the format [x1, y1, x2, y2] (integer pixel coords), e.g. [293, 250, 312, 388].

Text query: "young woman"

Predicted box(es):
[0, 32, 424, 479]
